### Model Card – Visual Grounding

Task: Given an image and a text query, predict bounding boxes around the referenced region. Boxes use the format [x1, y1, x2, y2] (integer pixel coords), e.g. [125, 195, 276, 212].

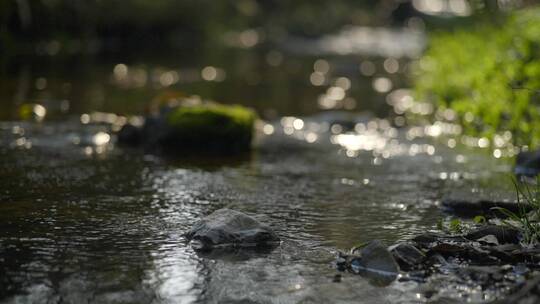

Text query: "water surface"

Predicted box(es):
[0, 27, 517, 304]
[0, 111, 515, 303]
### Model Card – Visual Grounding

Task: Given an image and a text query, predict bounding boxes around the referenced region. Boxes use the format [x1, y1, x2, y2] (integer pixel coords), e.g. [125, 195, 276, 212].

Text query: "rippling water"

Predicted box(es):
[0, 110, 515, 303]
[0, 16, 522, 301]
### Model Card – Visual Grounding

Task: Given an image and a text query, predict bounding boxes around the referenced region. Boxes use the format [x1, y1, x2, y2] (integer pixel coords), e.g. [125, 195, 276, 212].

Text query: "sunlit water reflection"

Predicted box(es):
[0, 109, 516, 303]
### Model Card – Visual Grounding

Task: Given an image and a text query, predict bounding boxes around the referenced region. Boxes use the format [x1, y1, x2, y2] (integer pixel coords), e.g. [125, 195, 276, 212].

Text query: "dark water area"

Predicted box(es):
[0, 13, 521, 304]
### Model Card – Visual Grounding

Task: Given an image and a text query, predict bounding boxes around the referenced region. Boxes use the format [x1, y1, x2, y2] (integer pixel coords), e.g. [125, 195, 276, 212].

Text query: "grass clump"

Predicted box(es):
[165, 103, 257, 153]
[493, 179, 540, 245]
[437, 217, 472, 235]
[414, 8, 540, 147]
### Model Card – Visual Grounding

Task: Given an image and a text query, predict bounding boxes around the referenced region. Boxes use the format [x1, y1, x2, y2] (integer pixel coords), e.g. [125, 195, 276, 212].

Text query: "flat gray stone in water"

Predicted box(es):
[389, 242, 426, 270]
[347, 240, 399, 286]
[185, 209, 280, 250]
[355, 240, 399, 275]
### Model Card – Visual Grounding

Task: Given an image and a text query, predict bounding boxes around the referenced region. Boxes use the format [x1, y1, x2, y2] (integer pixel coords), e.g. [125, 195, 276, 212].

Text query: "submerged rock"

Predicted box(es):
[354, 240, 399, 275]
[515, 150, 540, 177]
[117, 123, 142, 146]
[118, 100, 256, 154]
[185, 209, 280, 250]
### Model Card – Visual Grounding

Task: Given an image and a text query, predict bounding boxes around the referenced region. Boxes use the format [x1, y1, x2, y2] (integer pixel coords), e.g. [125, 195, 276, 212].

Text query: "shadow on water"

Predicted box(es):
[194, 245, 278, 262]
[351, 269, 397, 287]
[159, 152, 254, 171]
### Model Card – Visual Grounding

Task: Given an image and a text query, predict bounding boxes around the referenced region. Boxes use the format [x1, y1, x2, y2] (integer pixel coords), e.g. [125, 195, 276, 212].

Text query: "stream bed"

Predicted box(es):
[0, 110, 517, 303]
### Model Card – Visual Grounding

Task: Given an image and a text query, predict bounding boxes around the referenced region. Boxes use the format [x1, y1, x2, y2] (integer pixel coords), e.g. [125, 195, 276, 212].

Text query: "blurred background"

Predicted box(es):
[0, 0, 534, 122]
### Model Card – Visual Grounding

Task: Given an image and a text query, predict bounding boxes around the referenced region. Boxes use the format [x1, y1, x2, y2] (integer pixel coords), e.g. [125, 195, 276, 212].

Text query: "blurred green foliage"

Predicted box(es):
[415, 8, 540, 147]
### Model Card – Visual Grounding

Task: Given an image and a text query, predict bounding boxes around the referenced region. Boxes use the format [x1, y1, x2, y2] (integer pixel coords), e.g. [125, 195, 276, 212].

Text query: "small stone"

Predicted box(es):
[389, 243, 426, 270]
[476, 234, 499, 246]
[185, 208, 280, 250]
[351, 240, 399, 275]
[117, 123, 142, 146]
[515, 150, 540, 177]
[465, 226, 521, 244]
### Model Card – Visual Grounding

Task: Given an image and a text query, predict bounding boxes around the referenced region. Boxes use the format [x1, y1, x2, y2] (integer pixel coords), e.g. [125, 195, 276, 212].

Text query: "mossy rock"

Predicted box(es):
[117, 98, 258, 155]
[162, 103, 257, 153]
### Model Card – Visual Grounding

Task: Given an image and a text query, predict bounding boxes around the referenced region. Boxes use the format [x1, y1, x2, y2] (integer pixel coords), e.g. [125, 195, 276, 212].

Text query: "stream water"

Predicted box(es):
[0, 30, 518, 303]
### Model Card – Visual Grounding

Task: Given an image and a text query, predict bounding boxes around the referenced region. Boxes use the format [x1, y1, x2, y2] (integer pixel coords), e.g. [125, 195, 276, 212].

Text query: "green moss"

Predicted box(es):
[414, 8, 540, 147]
[165, 103, 256, 153]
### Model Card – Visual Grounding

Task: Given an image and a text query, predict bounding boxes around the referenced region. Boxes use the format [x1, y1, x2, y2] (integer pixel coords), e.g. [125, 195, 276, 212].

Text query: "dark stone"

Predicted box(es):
[389, 243, 426, 270]
[115, 103, 256, 155]
[117, 123, 142, 146]
[429, 243, 467, 255]
[336, 240, 399, 286]
[185, 209, 280, 250]
[515, 150, 540, 177]
[426, 253, 448, 267]
[344, 229, 540, 301]
[335, 252, 348, 271]
[441, 198, 532, 218]
[487, 246, 517, 263]
[465, 226, 521, 244]
[411, 233, 441, 245]
[140, 116, 167, 148]
[348, 240, 399, 276]
[116, 117, 165, 148]
[363, 226, 540, 302]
